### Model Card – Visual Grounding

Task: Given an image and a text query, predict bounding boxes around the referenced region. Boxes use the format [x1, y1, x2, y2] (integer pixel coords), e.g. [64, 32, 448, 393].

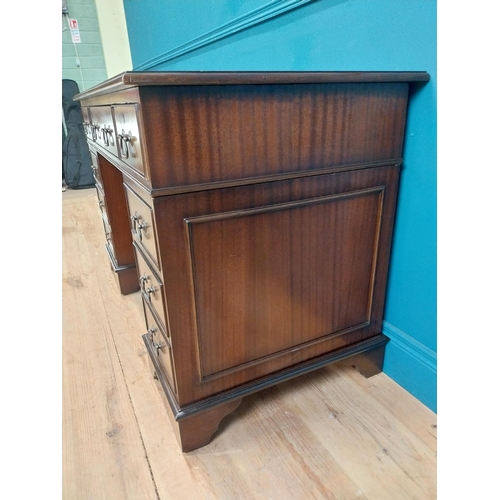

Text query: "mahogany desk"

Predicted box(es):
[75, 71, 430, 451]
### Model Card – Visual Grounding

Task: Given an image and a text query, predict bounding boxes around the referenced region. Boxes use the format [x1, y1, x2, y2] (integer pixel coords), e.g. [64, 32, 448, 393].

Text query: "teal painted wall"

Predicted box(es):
[62, 0, 107, 91]
[122, 0, 437, 412]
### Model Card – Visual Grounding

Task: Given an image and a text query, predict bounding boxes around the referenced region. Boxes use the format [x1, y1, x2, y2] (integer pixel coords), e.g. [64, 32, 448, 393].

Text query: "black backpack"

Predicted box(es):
[62, 79, 95, 189]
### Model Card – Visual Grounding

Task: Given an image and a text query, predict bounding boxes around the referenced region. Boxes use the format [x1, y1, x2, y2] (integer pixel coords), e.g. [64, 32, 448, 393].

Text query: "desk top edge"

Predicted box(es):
[74, 71, 430, 101]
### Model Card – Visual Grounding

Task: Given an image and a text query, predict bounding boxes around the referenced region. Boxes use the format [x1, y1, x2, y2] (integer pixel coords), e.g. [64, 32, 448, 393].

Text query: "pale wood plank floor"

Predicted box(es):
[62, 188, 437, 500]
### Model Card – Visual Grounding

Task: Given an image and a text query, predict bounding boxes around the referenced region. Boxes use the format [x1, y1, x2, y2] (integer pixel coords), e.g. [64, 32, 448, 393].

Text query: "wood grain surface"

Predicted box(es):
[139, 83, 409, 188]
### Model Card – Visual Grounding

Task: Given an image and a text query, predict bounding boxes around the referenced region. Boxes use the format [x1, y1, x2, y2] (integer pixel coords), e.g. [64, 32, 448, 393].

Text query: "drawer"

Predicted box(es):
[90, 151, 102, 186]
[113, 104, 145, 177]
[89, 106, 118, 157]
[124, 184, 159, 268]
[134, 243, 167, 330]
[144, 298, 176, 392]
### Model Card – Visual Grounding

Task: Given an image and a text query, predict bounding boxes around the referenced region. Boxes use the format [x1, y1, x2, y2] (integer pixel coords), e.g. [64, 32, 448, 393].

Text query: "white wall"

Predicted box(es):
[95, 0, 132, 78]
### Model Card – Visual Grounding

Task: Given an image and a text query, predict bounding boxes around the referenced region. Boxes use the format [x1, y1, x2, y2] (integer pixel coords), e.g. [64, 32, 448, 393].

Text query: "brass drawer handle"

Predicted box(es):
[118, 131, 131, 159]
[130, 212, 147, 241]
[145, 285, 155, 301]
[140, 274, 155, 300]
[137, 221, 146, 241]
[139, 274, 148, 291]
[147, 325, 164, 356]
[153, 341, 165, 356]
[130, 212, 138, 231]
[147, 326, 156, 343]
[102, 126, 114, 146]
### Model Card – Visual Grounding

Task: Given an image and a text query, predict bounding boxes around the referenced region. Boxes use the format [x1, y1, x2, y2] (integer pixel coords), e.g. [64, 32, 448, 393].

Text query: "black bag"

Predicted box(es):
[62, 79, 94, 189]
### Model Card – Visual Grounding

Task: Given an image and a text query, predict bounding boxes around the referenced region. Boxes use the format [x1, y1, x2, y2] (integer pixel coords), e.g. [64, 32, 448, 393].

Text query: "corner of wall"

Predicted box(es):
[382, 321, 437, 413]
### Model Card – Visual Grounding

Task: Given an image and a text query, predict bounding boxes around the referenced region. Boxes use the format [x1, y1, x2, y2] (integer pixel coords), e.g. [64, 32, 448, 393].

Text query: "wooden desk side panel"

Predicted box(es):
[139, 83, 408, 190]
[153, 166, 400, 407]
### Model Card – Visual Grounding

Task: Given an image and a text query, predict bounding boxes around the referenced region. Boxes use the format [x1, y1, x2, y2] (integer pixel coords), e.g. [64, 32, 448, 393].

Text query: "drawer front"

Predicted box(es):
[90, 151, 102, 186]
[144, 298, 176, 392]
[89, 106, 118, 157]
[113, 105, 145, 177]
[124, 184, 159, 268]
[134, 244, 166, 330]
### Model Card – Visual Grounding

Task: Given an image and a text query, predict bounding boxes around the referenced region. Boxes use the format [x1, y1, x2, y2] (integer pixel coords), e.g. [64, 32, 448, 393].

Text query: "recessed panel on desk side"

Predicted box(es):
[186, 187, 384, 379]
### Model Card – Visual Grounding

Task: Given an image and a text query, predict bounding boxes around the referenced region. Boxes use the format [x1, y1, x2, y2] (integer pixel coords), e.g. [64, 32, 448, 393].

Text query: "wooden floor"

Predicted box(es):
[62, 188, 437, 500]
